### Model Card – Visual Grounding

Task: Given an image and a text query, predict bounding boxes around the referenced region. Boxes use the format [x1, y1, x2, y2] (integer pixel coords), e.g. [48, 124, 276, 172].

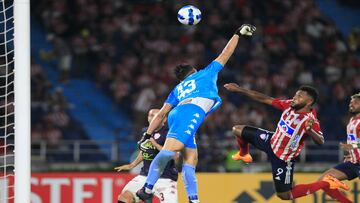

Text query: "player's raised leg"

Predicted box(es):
[231, 125, 252, 163]
[315, 165, 353, 203]
[182, 147, 199, 203]
[280, 174, 349, 201]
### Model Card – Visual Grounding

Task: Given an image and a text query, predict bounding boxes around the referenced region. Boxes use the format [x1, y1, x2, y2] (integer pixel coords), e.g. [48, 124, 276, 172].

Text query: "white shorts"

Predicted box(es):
[121, 175, 178, 203]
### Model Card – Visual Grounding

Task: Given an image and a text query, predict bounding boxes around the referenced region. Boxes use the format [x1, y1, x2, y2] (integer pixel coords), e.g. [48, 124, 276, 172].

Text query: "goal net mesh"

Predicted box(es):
[0, 0, 14, 202]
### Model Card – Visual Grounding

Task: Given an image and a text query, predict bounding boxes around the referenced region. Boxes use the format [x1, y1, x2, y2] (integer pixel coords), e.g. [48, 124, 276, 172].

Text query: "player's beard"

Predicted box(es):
[349, 108, 360, 116]
[291, 102, 306, 111]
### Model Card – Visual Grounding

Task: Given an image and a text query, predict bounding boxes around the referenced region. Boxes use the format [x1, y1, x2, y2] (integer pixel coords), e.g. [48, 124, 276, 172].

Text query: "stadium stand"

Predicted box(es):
[31, 0, 360, 171]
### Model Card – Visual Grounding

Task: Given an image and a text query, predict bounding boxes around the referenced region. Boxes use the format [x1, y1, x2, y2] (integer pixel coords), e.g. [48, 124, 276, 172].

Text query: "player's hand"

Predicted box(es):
[137, 132, 152, 146]
[224, 83, 242, 92]
[114, 164, 132, 172]
[305, 119, 315, 131]
[149, 137, 158, 146]
[343, 154, 351, 162]
[235, 24, 256, 36]
[137, 132, 151, 150]
[139, 139, 150, 152]
[340, 142, 354, 151]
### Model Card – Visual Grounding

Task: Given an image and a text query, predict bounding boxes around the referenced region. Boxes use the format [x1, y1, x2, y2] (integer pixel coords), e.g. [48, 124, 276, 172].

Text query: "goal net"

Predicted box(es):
[0, 0, 15, 202]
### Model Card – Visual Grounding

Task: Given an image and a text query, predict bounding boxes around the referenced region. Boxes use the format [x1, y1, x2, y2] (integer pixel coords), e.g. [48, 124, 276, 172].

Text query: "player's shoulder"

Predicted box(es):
[351, 116, 360, 126]
[307, 109, 319, 121]
[202, 60, 223, 72]
[352, 115, 360, 121]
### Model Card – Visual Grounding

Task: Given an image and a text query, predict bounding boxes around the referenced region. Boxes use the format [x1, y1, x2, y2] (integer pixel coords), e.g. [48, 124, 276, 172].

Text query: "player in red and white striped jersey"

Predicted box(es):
[343, 98, 360, 163]
[270, 98, 322, 162]
[224, 83, 349, 201]
[317, 93, 360, 203]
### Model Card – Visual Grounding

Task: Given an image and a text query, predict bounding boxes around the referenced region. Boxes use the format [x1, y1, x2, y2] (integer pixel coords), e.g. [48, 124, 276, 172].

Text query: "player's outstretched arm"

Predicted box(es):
[145, 103, 172, 135]
[224, 83, 274, 105]
[215, 24, 256, 66]
[114, 152, 143, 172]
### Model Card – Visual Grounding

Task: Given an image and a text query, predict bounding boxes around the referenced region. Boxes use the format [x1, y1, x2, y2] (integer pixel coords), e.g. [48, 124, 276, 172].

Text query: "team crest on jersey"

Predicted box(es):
[154, 133, 161, 139]
[260, 133, 269, 141]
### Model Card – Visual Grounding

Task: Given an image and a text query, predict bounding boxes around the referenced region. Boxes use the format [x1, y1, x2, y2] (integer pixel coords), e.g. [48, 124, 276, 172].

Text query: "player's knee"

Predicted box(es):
[232, 125, 245, 137]
[118, 191, 134, 203]
[276, 192, 291, 200]
[184, 155, 198, 166]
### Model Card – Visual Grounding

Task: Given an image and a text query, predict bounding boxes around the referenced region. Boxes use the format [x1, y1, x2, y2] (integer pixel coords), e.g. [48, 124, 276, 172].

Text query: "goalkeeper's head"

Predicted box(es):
[350, 92, 360, 115]
[174, 64, 197, 81]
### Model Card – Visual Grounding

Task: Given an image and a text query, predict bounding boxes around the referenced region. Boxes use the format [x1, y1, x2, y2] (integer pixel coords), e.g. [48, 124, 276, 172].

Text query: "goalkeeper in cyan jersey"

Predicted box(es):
[136, 24, 256, 203]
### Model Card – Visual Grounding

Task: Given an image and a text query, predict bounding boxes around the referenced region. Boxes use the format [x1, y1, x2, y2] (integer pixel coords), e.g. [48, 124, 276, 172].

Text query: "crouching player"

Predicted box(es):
[115, 109, 179, 203]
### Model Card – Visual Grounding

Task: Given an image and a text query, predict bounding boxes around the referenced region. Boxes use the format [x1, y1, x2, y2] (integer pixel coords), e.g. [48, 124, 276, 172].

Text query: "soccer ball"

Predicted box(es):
[177, 5, 202, 26]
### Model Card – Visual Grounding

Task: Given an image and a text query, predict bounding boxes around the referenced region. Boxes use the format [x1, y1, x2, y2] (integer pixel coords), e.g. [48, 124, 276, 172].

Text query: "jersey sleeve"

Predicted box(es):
[356, 122, 360, 138]
[164, 89, 179, 107]
[203, 60, 223, 73]
[271, 98, 292, 111]
[311, 119, 323, 135]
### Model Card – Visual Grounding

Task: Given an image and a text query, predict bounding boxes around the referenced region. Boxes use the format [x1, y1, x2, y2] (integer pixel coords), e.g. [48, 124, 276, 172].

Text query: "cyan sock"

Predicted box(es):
[144, 149, 176, 193]
[182, 164, 199, 201]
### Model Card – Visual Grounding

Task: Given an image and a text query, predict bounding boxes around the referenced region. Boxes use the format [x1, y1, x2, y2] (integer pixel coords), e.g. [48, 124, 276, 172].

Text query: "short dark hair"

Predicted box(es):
[174, 64, 195, 81]
[351, 92, 360, 99]
[299, 85, 318, 105]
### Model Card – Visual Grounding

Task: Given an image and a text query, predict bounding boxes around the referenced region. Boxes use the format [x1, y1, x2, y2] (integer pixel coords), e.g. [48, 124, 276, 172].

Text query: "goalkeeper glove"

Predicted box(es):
[139, 139, 150, 152]
[235, 24, 256, 36]
[137, 132, 152, 150]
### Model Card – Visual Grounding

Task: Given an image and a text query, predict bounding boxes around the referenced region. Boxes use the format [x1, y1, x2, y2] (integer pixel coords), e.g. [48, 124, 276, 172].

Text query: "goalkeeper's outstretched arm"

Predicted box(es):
[215, 24, 256, 66]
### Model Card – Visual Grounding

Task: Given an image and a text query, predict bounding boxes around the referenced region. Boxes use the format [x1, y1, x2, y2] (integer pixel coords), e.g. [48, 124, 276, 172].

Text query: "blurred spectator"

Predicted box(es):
[348, 27, 360, 52]
[40, 35, 72, 83]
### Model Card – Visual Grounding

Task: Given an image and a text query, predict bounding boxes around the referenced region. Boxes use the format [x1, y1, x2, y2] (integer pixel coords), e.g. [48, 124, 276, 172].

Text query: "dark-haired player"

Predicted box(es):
[316, 93, 360, 203]
[136, 24, 256, 203]
[115, 109, 178, 203]
[224, 83, 349, 201]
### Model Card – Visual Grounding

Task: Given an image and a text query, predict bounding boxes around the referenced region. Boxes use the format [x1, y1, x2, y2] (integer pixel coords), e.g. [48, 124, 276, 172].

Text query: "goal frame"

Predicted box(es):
[14, 0, 30, 202]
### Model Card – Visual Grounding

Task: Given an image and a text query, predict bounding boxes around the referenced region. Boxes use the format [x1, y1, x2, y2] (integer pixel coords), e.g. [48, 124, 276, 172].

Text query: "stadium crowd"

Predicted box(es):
[31, 61, 88, 161]
[32, 0, 360, 171]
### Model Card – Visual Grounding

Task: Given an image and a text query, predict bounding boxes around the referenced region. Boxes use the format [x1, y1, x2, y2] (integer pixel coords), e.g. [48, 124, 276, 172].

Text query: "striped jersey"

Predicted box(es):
[270, 99, 322, 161]
[347, 115, 360, 163]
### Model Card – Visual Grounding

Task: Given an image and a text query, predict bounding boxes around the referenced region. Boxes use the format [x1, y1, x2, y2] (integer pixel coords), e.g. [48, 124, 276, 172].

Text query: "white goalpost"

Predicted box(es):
[13, 0, 30, 202]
